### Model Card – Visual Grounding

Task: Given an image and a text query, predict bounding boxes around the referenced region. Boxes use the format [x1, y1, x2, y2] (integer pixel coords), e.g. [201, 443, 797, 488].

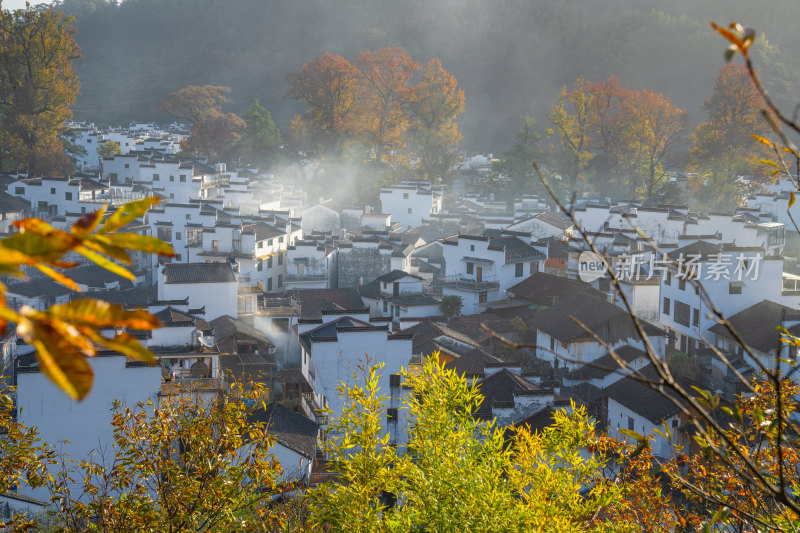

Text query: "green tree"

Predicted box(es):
[240, 98, 282, 167]
[439, 294, 462, 317]
[0, 5, 81, 176]
[493, 115, 547, 195]
[308, 356, 653, 532]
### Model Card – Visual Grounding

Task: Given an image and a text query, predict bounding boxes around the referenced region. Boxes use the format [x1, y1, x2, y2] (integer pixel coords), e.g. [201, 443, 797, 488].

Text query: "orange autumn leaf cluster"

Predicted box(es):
[286, 48, 465, 182]
[0, 198, 174, 400]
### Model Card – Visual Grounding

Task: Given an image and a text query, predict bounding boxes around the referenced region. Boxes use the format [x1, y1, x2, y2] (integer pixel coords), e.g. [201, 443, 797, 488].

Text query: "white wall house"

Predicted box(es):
[440, 234, 545, 315]
[360, 270, 441, 325]
[298, 312, 412, 445]
[284, 241, 332, 290]
[15, 355, 162, 501]
[158, 262, 238, 320]
[379, 182, 444, 231]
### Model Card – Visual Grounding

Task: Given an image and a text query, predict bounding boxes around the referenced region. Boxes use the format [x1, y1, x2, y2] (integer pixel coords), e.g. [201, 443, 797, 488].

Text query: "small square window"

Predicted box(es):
[390, 374, 401, 387]
[65, 192, 72, 201]
[466, 262, 474, 274]
[278, 236, 284, 244]
[257, 241, 263, 248]
[408, 208, 412, 214]
[153, 174, 160, 181]
[124, 164, 130, 169]
[470, 244, 475, 252]
[387, 408, 398, 421]
[50, 188, 56, 195]
[175, 253, 182, 261]
[402, 193, 409, 199]
[268, 239, 273, 246]
[176, 232, 182, 240]
[179, 175, 186, 182]
[170, 175, 175, 182]
[14, 187, 24, 194]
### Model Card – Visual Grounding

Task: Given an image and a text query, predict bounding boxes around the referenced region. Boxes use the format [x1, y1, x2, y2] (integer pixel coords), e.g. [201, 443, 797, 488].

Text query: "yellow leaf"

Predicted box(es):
[98, 197, 160, 235]
[18, 319, 95, 401]
[48, 299, 161, 330]
[790, 192, 796, 208]
[33, 263, 81, 291]
[71, 206, 107, 237]
[83, 330, 156, 363]
[106, 233, 175, 257]
[750, 134, 772, 147]
[710, 22, 743, 47]
[74, 245, 135, 281]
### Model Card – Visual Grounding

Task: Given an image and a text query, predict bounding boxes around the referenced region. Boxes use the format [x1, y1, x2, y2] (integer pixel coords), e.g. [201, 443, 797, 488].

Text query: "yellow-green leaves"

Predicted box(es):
[0, 197, 173, 400]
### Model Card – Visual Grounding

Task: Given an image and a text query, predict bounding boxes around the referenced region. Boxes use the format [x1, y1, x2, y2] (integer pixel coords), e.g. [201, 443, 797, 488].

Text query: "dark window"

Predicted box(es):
[692, 308, 700, 327]
[531, 261, 538, 274]
[278, 253, 283, 266]
[279, 236, 284, 244]
[675, 301, 690, 327]
[470, 245, 475, 252]
[124, 164, 129, 169]
[65, 192, 72, 201]
[408, 208, 412, 214]
[50, 187, 56, 194]
[387, 408, 398, 421]
[267, 257, 273, 268]
[665, 272, 671, 285]
[390, 374, 401, 387]
[402, 193, 409, 199]
[679, 278, 686, 291]
[175, 232, 181, 240]
[479, 291, 488, 304]
[278, 274, 283, 287]
[729, 282, 742, 295]
[515, 263, 523, 277]
[383, 300, 388, 312]
[175, 253, 182, 261]
[257, 241, 263, 248]
[170, 175, 175, 182]
[257, 259, 263, 272]
[179, 174, 186, 182]
[395, 304, 400, 317]
[466, 262, 474, 274]
[267, 278, 273, 291]
[153, 173, 160, 181]
[268, 239, 273, 246]
[14, 186, 23, 194]
[628, 416, 635, 431]
[663, 297, 670, 315]
[549, 337, 555, 352]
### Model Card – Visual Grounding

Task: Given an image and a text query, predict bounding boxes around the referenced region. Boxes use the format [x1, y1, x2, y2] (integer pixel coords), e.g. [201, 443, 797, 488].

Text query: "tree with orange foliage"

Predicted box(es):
[285, 53, 361, 153]
[0, 5, 81, 176]
[406, 58, 465, 184]
[157, 85, 245, 161]
[627, 89, 688, 200]
[689, 63, 771, 209]
[585, 76, 635, 197]
[354, 48, 418, 163]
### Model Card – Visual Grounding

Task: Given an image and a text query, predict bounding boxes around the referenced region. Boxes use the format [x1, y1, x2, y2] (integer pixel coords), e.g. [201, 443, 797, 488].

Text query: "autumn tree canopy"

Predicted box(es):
[157, 85, 246, 162]
[689, 63, 771, 209]
[0, 6, 81, 176]
[546, 76, 687, 201]
[286, 49, 465, 184]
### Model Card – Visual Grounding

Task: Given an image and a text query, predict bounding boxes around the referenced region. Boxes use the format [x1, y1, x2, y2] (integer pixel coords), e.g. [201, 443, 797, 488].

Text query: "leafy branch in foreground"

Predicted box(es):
[0, 197, 174, 400]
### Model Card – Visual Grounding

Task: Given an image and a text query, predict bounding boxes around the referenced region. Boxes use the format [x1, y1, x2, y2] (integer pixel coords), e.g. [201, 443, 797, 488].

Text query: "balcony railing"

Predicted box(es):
[257, 297, 301, 316]
[441, 274, 500, 292]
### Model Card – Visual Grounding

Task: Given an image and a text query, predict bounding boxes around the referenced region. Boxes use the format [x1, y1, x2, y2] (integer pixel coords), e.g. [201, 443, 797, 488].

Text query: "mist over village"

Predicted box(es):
[2, 0, 800, 530]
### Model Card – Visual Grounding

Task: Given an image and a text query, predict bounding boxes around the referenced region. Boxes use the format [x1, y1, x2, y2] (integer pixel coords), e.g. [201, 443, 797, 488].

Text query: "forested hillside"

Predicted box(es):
[57, 0, 800, 150]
